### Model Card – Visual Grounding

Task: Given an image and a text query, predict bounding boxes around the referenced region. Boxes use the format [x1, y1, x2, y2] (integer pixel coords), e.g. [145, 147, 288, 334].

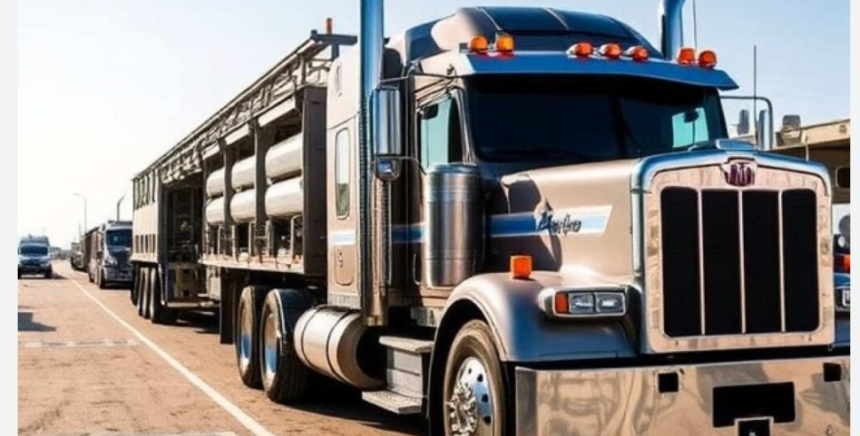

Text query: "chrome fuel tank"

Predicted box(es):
[424, 164, 482, 290]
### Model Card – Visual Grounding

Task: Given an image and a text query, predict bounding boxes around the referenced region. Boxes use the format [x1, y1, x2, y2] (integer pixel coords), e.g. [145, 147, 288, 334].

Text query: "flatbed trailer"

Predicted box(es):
[130, 2, 850, 435]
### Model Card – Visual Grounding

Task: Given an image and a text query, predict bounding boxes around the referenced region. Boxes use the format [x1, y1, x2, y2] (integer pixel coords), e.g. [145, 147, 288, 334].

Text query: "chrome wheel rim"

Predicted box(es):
[448, 357, 494, 436]
[262, 311, 278, 386]
[239, 304, 252, 372]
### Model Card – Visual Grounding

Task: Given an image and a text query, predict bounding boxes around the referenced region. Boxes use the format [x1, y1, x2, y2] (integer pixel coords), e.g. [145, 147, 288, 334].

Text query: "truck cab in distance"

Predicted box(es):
[86, 222, 133, 289]
[18, 235, 52, 279]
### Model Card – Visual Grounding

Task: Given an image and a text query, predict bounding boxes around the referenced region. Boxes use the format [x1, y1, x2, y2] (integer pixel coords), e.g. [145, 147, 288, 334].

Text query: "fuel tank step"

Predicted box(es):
[362, 390, 422, 415]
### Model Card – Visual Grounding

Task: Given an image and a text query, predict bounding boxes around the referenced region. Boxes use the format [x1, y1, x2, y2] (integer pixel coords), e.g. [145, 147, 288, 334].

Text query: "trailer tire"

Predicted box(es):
[442, 320, 508, 436]
[137, 268, 148, 317]
[235, 285, 267, 389]
[142, 269, 152, 319]
[260, 289, 314, 404]
[150, 269, 177, 325]
[130, 268, 139, 306]
[98, 268, 108, 289]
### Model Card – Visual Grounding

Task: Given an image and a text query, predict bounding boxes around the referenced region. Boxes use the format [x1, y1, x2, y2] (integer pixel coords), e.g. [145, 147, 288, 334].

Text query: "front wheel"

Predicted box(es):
[442, 320, 507, 436]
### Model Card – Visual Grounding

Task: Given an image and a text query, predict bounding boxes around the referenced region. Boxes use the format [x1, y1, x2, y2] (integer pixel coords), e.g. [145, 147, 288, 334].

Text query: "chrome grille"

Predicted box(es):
[660, 188, 820, 337]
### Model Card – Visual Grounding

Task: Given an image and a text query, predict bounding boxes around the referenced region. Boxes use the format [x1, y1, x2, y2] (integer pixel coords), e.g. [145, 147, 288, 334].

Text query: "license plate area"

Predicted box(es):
[713, 382, 796, 428]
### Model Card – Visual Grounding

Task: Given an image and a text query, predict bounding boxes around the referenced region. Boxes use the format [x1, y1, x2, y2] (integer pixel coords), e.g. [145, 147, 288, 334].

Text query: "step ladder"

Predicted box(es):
[362, 336, 433, 415]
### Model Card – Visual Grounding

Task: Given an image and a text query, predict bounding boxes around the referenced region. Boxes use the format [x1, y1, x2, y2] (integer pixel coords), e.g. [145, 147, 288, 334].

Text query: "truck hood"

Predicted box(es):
[487, 159, 639, 286]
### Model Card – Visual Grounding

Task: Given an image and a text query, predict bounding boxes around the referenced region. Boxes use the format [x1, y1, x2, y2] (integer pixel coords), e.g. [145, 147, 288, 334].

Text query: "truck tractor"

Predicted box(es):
[85, 221, 134, 289]
[129, 1, 850, 434]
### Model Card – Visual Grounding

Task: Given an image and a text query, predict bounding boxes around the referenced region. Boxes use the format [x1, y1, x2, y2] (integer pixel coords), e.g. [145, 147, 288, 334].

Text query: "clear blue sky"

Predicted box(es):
[18, 0, 850, 247]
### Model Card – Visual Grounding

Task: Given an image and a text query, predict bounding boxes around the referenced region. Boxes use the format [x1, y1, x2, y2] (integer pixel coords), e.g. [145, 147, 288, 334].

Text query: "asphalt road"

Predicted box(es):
[18, 262, 426, 436]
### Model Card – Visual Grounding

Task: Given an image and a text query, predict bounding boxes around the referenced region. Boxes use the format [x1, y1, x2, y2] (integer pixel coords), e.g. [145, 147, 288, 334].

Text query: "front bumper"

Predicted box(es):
[104, 266, 133, 282]
[19, 264, 51, 274]
[516, 356, 850, 436]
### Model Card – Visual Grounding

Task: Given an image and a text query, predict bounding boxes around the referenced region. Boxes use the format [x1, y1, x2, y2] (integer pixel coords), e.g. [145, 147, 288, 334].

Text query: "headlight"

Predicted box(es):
[104, 256, 117, 266]
[540, 286, 628, 319]
[836, 286, 850, 313]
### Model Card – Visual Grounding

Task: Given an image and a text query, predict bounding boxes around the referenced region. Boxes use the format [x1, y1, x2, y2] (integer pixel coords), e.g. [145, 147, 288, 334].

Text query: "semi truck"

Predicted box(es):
[129, 1, 850, 435]
[84, 221, 134, 289]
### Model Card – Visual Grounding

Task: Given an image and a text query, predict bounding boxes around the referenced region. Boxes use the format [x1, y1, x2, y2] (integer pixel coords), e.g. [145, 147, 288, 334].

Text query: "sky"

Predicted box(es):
[18, 0, 850, 248]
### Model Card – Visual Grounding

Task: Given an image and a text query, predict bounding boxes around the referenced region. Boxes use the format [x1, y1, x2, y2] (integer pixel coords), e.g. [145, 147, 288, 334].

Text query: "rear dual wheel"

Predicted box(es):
[236, 286, 267, 389]
[149, 269, 176, 325]
[259, 289, 313, 403]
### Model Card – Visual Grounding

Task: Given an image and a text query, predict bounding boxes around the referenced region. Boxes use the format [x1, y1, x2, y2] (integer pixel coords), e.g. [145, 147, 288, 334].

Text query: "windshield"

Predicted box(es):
[106, 230, 132, 248]
[19, 245, 48, 256]
[465, 75, 727, 164]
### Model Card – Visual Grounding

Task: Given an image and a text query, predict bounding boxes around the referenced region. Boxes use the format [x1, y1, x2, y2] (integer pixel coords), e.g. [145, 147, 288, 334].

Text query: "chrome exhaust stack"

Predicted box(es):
[659, 0, 687, 59]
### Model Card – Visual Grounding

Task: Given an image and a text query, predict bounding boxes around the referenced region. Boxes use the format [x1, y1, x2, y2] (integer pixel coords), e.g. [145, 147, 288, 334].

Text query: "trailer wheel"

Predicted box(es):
[137, 268, 147, 317]
[130, 268, 139, 306]
[235, 286, 267, 389]
[98, 268, 108, 289]
[142, 269, 152, 319]
[442, 320, 507, 436]
[150, 269, 177, 325]
[260, 289, 314, 404]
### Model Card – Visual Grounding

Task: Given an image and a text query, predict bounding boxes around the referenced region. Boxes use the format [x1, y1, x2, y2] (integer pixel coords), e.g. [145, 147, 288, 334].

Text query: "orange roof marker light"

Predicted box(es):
[495, 33, 515, 54]
[469, 35, 490, 54]
[568, 42, 594, 58]
[698, 49, 718, 69]
[625, 45, 649, 62]
[677, 47, 696, 65]
[599, 43, 622, 59]
[510, 255, 533, 280]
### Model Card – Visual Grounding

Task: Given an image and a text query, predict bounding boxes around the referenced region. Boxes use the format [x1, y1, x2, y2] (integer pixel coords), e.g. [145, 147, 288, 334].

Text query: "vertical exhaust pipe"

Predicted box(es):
[359, 0, 384, 325]
[659, 0, 687, 59]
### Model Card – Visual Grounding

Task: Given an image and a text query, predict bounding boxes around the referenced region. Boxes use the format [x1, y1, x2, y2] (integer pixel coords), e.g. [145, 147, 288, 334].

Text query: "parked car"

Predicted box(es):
[18, 236, 52, 279]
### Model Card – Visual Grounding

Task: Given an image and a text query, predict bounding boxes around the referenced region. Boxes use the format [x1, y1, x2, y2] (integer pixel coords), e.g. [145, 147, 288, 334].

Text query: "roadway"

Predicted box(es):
[18, 262, 425, 436]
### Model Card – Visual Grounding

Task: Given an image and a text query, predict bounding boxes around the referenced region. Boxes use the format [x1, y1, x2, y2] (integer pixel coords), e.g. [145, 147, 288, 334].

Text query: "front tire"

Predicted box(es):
[44, 268, 52, 279]
[260, 289, 314, 404]
[442, 320, 507, 436]
[98, 268, 108, 289]
[235, 286, 267, 389]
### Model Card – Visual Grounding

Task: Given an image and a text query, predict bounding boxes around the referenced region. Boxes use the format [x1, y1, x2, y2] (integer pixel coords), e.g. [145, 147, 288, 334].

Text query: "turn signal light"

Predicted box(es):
[469, 35, 489, 54]
[698, 50, 718, 69]
[625, 46, 649, 62]
[510, 255, 532, 280]
[599, 43, 622, 59]
[569, 42, 594, 58]
[495, 33, 515, 54]
[677, 47, 696, 65]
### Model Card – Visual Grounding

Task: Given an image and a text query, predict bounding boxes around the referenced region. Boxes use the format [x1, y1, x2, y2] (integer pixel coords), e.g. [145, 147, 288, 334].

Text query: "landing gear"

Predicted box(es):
[260, 289, 314, 404]
[443, 321, 507, 436]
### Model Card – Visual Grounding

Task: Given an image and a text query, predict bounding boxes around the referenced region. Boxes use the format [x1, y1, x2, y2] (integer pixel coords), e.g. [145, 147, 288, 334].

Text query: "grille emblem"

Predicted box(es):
[725, 162, 756, 187]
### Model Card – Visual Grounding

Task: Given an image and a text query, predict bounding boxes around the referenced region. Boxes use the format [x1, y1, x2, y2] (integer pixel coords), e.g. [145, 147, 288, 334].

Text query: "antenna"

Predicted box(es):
[692, 0, 699, 49]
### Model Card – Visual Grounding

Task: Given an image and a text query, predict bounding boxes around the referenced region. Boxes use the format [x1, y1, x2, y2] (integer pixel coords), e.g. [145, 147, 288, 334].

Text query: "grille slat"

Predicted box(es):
[660, 187, 820, 338]
[782, 190, 820, 332]
[660, 188, 702, 337]
[742, 191, 784, 333]
[702, 191, 743, 335]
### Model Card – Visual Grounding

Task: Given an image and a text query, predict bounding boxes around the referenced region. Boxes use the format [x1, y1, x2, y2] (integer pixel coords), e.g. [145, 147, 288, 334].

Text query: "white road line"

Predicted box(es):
[65, 275, 277, 436]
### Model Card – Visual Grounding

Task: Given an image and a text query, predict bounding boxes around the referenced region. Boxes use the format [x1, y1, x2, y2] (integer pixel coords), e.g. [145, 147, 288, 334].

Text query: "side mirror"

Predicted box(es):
[371, 86, 403, 181]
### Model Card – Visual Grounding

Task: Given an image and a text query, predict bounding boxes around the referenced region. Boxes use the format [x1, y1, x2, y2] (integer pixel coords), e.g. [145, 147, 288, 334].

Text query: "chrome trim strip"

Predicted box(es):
[738, 191, 747, 334]
[696, 189, 706, 334]
[778, 192, 787, 332]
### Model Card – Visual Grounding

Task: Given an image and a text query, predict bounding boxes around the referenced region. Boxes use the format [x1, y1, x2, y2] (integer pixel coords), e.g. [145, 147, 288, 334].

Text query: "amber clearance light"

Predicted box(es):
[677, 47, 696, 65]
[568, 42, 594, 58]
[495, 33, 515, 54]
[468, 35, 489, 54]
[510, 255, 532, 280]
[698, 49, 718, 69]
[599, 43, 622, 59]
[625, 45, 649, 62]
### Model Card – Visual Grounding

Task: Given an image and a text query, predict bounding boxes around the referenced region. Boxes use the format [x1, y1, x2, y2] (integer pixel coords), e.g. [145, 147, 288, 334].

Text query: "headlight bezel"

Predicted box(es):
[539, 286, 628, 320]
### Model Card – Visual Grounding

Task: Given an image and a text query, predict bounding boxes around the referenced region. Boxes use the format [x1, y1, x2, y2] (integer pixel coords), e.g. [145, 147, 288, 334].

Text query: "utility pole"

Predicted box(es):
[753, 45, 758, 137]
